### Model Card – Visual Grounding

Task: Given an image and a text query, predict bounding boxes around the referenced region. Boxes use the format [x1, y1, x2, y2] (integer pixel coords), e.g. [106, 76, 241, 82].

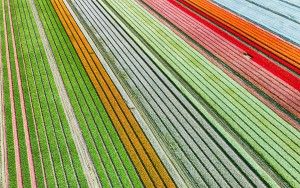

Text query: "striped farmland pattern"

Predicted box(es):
[178, 0, 300, 74]
[139, 0, 300, 128]
[212, 0, 300, 45]
[0, 0, 299, 187]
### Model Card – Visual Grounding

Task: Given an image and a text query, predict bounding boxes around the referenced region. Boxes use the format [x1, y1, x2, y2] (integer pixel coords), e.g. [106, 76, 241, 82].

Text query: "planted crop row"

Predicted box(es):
[33, 0, 145, 187]
[1, 0, 15, 186]
[2, 0, 88, 186]
[96, 0, 300, 186]
[1, 0, 30, 186]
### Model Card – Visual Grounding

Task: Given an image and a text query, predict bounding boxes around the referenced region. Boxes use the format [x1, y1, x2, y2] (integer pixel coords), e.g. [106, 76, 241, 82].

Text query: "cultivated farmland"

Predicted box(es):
[0, 0, 299, 187]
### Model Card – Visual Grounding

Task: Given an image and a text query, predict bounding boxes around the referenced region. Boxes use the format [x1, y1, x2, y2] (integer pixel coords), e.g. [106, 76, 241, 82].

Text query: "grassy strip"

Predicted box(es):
[34, 0, 143, 186]
[12, 0, 45, 185]
[10, 0, 88, 186]
[2, 0, 33, 186]
[0, 0, 15, 187]
[11, 0, 53, 186]
[4, 0, 20, 186]
[17, 10, 57, 185]
[96, 0, 300, 186]
[6, 0, 34, 186]
[12, 13, 45, 187]
[12, 0, 67, 186]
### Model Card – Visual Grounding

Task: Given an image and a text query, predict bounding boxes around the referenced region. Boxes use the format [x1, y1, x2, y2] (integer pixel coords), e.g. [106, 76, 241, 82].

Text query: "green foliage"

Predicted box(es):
[2, 0, 89, 186]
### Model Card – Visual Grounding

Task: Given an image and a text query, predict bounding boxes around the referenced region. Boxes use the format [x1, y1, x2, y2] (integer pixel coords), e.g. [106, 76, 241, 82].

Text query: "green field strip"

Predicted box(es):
[7, 0, 33, 186]
[12, 1, 46, 184]
[12, 0, 68, 186]
[0, 0, 17, 186]
[15, 10, 57, 185]
[33, 0, 143, 187]
[0, 1, 15, 187]
[4, 1, 19, 186]
[0, 3, 3, 184]
[13, 2, 55, 185]
[9, 0, 88, 186]
[15, 32, 46, 188]
[97, 0, 300, 186]
[1, 0, 32, 186]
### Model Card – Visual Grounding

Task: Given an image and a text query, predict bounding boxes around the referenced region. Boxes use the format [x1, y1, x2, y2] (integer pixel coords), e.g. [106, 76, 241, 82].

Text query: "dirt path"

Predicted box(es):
[28, 0, 101, 186]
[6, 0, 37, 187]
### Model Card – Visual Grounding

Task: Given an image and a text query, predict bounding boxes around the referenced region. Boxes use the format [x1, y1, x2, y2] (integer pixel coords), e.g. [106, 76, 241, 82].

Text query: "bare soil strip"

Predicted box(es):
[27, 0, 101, 186]
[7, 0, 37, 186]
[2, 0, 22, 186]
